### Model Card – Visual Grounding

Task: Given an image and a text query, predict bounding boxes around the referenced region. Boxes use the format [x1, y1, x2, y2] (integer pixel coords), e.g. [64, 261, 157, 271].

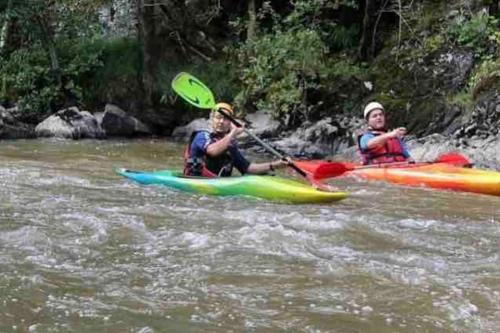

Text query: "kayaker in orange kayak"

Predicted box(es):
[357, 101, 414, 165]
[184, 102, 289, 177]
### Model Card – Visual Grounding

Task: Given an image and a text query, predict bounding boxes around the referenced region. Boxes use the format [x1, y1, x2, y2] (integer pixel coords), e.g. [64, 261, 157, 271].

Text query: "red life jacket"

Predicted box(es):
[357, 130, 407, 165]
[183, 131, 233, 177]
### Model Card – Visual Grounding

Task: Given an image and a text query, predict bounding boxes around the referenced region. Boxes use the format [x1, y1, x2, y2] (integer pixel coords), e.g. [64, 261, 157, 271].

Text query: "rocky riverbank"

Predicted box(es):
[2, 89, 499, 171]
[0, 104, 152, 140]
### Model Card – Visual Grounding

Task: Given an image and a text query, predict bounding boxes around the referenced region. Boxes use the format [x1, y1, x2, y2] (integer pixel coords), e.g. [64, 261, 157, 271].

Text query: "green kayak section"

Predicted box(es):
[116, 169, 347, 204]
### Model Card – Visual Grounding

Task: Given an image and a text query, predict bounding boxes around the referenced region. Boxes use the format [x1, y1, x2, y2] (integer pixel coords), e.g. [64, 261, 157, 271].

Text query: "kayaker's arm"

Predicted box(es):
[366, 127, 407, 149]
[206, 125, 245, 157]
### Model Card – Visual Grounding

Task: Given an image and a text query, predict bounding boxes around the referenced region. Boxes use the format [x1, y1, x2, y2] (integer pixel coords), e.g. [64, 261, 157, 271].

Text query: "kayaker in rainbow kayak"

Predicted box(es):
[357, 101, 414, 165]
[184, 102, 289, 177]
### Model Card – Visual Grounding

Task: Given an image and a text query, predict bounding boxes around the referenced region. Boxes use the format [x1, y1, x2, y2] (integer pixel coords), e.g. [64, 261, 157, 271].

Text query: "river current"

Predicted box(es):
[0, 139, 499, 332]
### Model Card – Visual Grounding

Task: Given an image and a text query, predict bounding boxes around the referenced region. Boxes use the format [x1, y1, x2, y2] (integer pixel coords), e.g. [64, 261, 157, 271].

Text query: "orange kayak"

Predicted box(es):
[346, 163, 500, 196]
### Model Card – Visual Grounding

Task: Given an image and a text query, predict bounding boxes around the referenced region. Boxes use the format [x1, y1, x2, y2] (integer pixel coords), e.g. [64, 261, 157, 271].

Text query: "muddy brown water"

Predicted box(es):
[0, 139, 499, 332]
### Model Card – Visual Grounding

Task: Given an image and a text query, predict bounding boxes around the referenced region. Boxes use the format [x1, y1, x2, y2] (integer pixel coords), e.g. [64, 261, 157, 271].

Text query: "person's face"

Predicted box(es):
[211, 110, 231, 134]
[367, 109, 386, 130]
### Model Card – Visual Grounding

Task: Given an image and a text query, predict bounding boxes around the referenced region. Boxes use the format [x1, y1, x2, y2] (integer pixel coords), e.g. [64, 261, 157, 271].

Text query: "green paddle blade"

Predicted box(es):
[171, 72, 216, 109]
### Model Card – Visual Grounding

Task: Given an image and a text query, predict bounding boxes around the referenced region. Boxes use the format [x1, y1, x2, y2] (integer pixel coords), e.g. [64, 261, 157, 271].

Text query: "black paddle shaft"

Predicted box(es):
[217, 109, 307, 178]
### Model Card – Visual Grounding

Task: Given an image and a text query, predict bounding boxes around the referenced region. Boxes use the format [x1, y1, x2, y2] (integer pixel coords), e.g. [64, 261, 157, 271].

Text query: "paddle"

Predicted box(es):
[171, 72, 325, 187]
[433, 152, 471, 166]
[293, 152, 472, 179]
[171, 72, 215, 109]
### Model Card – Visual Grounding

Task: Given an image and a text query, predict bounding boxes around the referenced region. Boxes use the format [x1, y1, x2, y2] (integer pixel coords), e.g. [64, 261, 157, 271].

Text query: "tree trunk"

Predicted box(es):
[35, 7, 61, 88]
[138, 0, 161, 107]
[489, 1, 499, 17]
[358, 0, 377, 61]
[134, 0, 145, 99]
[247, 0, 257, 41]
[0, 0, 13, 52]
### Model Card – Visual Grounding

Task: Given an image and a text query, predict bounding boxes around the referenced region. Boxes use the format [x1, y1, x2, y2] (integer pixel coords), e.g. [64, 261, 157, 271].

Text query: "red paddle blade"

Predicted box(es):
[303, 173, 334, 191]
[293, 160, 354, 179]
[434, 153, 471, 166]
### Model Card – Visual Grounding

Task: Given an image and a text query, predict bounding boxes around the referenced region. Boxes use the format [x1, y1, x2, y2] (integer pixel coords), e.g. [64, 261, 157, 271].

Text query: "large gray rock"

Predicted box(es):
[35, 116, 74, 139]
[245, 112, 280, 138]
[434, 50, 474, 91]
[35, 107, 105, 139]
[0, 105, 35, 139]
[407, 133, 500, 170]
[100, 104, 151, 137]
[0, 105, 14, 123]
[171, 118, 209, 142]
[452, 92, 500, 140]
[268, 116, 363, 158]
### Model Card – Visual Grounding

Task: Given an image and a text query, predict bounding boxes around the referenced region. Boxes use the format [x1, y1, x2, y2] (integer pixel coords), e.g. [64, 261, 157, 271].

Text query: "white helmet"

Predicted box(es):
[363, 102, 384, 119]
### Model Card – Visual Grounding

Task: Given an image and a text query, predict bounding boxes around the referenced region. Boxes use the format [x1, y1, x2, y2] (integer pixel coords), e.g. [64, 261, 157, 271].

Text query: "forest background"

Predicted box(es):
[0, 0, 498, 150]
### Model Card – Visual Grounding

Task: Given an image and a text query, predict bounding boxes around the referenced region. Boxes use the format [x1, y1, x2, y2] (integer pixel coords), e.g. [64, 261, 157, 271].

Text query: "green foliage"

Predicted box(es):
[0, 37, 117, 119]
[469, 58, 500, 96]
[470, 58, 500, 85]
[75, 37, 140, 108]
[283, 0, 359, 51]
[326, 58, 367, 78]
[446, 59, 500, 107]
[0, 0, 102, 54]
[422, 34, 445, 54]
[0, 0, 110, 118]
[97, 38, 139, 78]
[447, 90, 473, 109]
[234, 28, 328, 117]
[229, 0, 364, 119]
[448, 12, 499, 58]
[327, 24, 360, 51]
[0, 47, 57, 117]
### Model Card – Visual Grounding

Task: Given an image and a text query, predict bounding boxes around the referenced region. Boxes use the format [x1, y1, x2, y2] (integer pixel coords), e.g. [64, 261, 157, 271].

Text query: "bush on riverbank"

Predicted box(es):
[229, 0, 362, 124]
[82, 37, 141, 110]
[0, 36, 142, 123]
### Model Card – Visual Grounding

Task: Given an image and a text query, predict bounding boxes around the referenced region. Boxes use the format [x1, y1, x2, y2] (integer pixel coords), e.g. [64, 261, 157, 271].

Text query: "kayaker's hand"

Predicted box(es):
[229, 122, 245, 137]
[275, 158, 292, 169]
[389, 127, 407, 139]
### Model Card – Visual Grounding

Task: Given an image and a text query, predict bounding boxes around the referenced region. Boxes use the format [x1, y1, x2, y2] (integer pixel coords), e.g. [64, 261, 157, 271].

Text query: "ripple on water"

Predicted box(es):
[1, 140, 500, 332]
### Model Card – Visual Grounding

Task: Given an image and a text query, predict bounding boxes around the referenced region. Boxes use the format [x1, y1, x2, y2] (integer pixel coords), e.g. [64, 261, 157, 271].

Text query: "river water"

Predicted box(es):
[0, 139, 499, 332]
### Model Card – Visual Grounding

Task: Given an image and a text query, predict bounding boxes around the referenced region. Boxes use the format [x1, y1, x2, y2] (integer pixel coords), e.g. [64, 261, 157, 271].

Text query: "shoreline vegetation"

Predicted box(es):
[0, 1, 498, 168]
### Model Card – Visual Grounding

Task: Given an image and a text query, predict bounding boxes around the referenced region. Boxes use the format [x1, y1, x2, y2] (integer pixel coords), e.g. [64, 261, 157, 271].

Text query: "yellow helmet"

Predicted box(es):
[212, 102, 234, 115]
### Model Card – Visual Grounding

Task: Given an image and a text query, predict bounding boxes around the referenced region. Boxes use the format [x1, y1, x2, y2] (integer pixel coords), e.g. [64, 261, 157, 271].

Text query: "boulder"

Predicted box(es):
[407, 133, 500, 170]
[0, 105, 15, 123]
[0, 105, 35, 139]
[245, 112, 280, 138]
[267, 116, 363, 158]
[435, 50, 474, 91]
[100, 104, 152, 137]
[35, 107, 105, 139]
[171, 118, 209, 142]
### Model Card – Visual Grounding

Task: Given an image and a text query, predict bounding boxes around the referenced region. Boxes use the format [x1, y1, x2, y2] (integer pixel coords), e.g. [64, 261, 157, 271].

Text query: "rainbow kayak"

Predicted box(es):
[346, 163, 500, 196]
[116, 169, 348, 204]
